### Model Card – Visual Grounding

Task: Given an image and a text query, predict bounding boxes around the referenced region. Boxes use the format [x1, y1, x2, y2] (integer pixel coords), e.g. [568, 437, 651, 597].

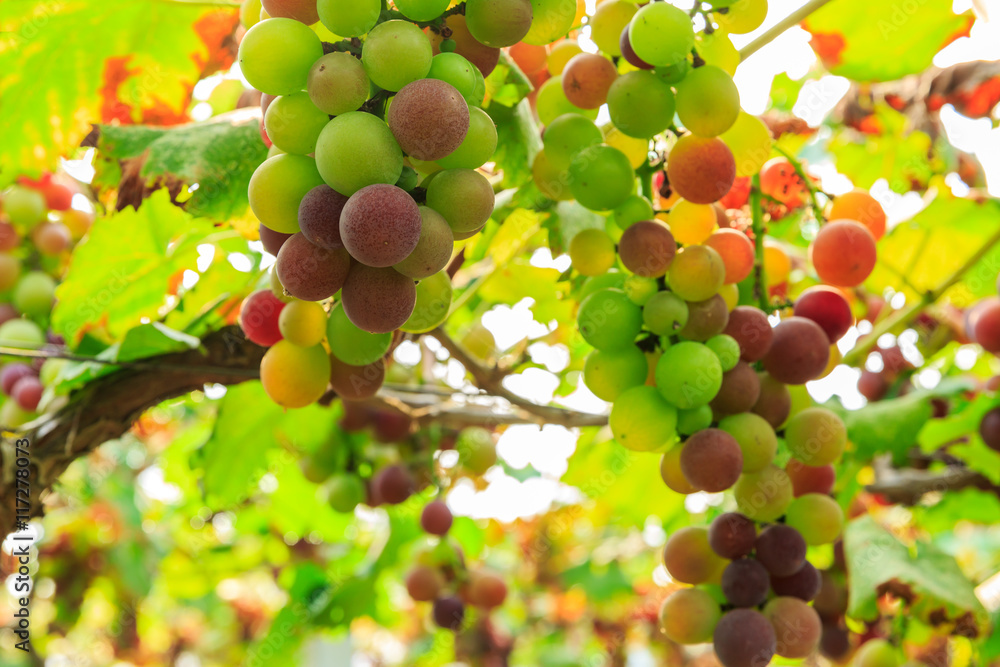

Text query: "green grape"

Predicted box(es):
[853, 639, 900, 667]
[590, 1, 636, 56]
[677, 404, 713, 435]
[317, 0, 380, 36]
[655, 341, 722, 409]
[238, 18, 323, 95]
[583, 346, 647, 401]
[543, 114, 603, 169]
[315, 112, 404, 195]
[568, 144, 635, 211]
[613, 194, 654, 230]
[278, 299, 328, 347]
[535, 76, 598, 126]
[0, 318, 45, 349]
[249, 154, 326, 233]
[720, 112, 772, 177]
[663, 526, 727, 584]
[328, 474, 366, 512]
[784, 407, 847, 466]
[401, 270, 453, 333]
[628, 2, 695, 66]
[655, 59, 690, 85]
[716, 0, 768, 34]
[668, 245, 726, 302]
[0, 400, 31, 427]
[308, 52, 370, 115]
[396, 166, 419, 191]
[624, 275, 658, 306]
[457, 427, 497, 474]
[240, 0, 263, 28]
[532, 149, 573, 201]
[428, 53, 480, 106]
[674, 65, 740, 137]
[264, 92, 329, 155]
[425, 169, 494, 234]
[362, 20, 433, 91]
[696, 32, 739, 76]
[706, 334, 740, 371]
[436, 106, 497, 169]
[523, 0, 577, 45]
[643, 291, 688, 336]
[2, 186, 46, 226]
[578, 288, 642, 350]
[469, 64, 487, 107]
[610, 385, 678, 451]
[13, 271, 56, 318]
[734, 463, 793, 522]
[394, 207, 454, 279]
[327, 303, 392, 365]
[260, 340, 330, 408]
[394, 0, 450, 21]
[579, 271, 626, 301]
[569, 228, 616, 277]
[659, 588, 721, 645]
[785, 493, 844, 545]
[607, 71, 675, 139]
[465, 0, 533, 48]
[719, 412, 777, 473]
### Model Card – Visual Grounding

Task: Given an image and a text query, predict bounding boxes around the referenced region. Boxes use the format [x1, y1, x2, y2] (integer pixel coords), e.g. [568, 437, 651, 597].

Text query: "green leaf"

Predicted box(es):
[838, 392, 933, 465]
[116, 322, 201, 362]
[803, 0, 973, 82]
[769, 72, 807, 112]
[490, 98, 544, 189]
[487, 208, 544, 266]
[844, 516, 987, 629]
[560, 559, 634, 602]
[484, 52, 533, 109]
[478, 258, 572, 324]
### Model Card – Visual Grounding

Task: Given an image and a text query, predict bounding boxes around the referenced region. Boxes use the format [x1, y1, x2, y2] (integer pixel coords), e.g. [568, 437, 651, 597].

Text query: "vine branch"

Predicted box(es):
[738, 0, 838, 61]
[750, 174, 770, 312]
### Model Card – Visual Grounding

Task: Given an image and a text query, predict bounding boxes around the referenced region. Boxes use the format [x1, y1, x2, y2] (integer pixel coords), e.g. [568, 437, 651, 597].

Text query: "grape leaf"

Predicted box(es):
[490, 98, 544, 189]
[560, 559, 634, 602]
[116, 322, 201, 361]
[839, 392, 933, 465]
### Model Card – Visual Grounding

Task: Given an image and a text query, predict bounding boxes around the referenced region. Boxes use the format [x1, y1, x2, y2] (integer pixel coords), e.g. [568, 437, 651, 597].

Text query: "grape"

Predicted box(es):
[760, 159, 808, 209]
[0, 222, 20, 251]
[543, 114, 603, 169]
[377, 464, 415, 503]
[794, 285, 853, 343]
[329, 355, 384, 400]
[421, 500, 453, 535]
[786, 459, 835, 497]
[425, 168, 495, 234]
[716, 0, 768, 34]
[720, 112, 772, 177]
[734, 464, 793, 522]
[679, 428, 743, 492]
[406, 565, 444, 601]
[618, 220, 677, 278]
[275, 233, 351, 301]
[260, 340, 330, 408]
[428, 53, 480, 106]
[532, 150, 573, 201]
[547, 40, 582, 74]
[469, 571, 508, 609]
[764, 596, 822, 658]
[814, 571, 848, 619]
[589, 1, 636, 56]
[431, 15, 500, 77]
[667, 135, 736, 204]
[317, 0, 379, 36]
[770, 560, 820, 601]
[11, 271, 54, 318]
[655, 341, 723, 409]
[578, 288, 643, 350]
[810, 219, 877, 287]
[663, 526, 726, 584]
[628, 2, 695, 67]
[610, 385, 678, 451]
[509, 41, 547, 75]
[569, 228, 615, 277]
[249, 154, 327, 233]
[708, 512, 756, 559]
[719, 283, 739, 311]
[679, 295, 729, 342]
[580, 272, 626, 300]
[275, 300, 324, 347]
[307, 52, 369, 115]
[523, 0, 577, 45]
[297, 185, 347, 249]
[700, 231, 752, 286]
[618, 27, 651, 70]
[562, 53, 618, 110]
[394, 0, 450, 21]
[752, 373, 791, 428]
[624, 275, 658, 306]
[696, 31, 739, 75]
[12, 376, 43, 411]
[711, 361, 761, 416]
[0, 254, 21, 291]
[667, 200, 717, 245]
[261, 0, 318, 23]
[668, 245, 726, 302]
[723, 306, 772, 362]
[327, 303, 391, 365]
[401, 270, 453, 333]
[388, 80, 469, 161]
[761, 317, 830, 385]
[264, 93, 329, 155]
[1, 364, 35, 396]
[535, 76, 598, 125]
[754, 524, 807, 577]
[465, 0, 533, 47]
[785, 493, 844, 545]
[32, 222, 72, 255]
[660, 445, 699, 493]
[830, 189, 887, 240]
[677, 404, 713, 435]
[238, 18, 323, 95]
[854, 639, 901, 667]
[364, 20, 434, 91]
[457, 427, 497, 474]
[393, 207, 454, 279]
[785, 407, 846, 466]
[979, 408, 1000, 451]
[722, 558, 770, 607]
[436, 106, 497, 169]
[341, 264, 417, 333]
[659, 588, 721, 645]
[972, 298, 1000, 353]
[568, 144, 634, 211]
[606, 71, 675, 139]
[339, 184, 422, 267]
[613, 194, 653, 230]
[713, 609, 776, 667]
[706, 333, 742, 371]
[0, 319, 44, 349]
[433, 596, 466, 630]
[675, 66, 740, 137]
[820, 622, 851, 661]
[716, 413, 775, 473]
[373, 408, 414, 443]
[258, 226, 292, 258]
[241, 0, 262, 27]
[315, 112, 404, 196]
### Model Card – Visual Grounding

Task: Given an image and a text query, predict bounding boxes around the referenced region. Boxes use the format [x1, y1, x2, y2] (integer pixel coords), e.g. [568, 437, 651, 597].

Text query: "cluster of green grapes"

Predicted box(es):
[0, 174, 93, 427]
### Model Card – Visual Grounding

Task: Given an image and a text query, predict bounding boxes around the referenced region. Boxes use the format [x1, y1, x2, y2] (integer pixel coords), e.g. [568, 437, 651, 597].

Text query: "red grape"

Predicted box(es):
[794, 286, 853, 342]
[239, 289, 286, 346]
[761, 317, 830, 385]
[810, 220, 877, 287]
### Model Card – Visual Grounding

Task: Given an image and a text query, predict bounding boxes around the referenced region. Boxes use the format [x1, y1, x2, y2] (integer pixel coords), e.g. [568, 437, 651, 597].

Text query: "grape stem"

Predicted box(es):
[773, 144, 825, 223]
[738, 0, 838, 61]
[750, 174, 771, 312]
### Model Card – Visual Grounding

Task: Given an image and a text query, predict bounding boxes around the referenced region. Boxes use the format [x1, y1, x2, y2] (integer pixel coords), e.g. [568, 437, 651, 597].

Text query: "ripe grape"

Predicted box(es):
[394, 0, 450, 21]
[820, 622, 851, 661]
[465, 0, 533, 47]
[568, 144, 635, 211]
[238, 18, 323, 95]
[298, 185, 347, 250]
[0, 222, 20, 251]
[457, 426, 497, 474]
[275, 233, 351, 301]
[240, 290, 286, 346]
[829, 189, 887, 240]
[734, 464, 793, 522]
[713, 609, 776, 667]
[667, 200, 717, 245]
[720, 112, 772, 177]
[406, 565, 444, 602]
[679, 294, 729, 342]
[401, 270, 453, 333]
[589, 1, 636, 56]
[373, 408, 414, 443]
[752, 373, 791, 428]
[469, 571, 508, 609]
[327, 303, 392, 365]
[388, 79, 469, 161]
[618, 220, 677, 278]
[722, 558, 770, 607]
[562, 53, 618, 109]
[32, 222, 72, 255]
[659, 588, 721, 644]
[508, 41, 547, 74]
[392, 207, 454, 279]
[643, 291, 689, 336]
[433, 596, 466, 630]
[761, 317, 830, 385]
[979, 407, 1000, 451]
[610, 385, 678, 451]
[760, 159, 808, 209]
[784, 407, 846, 466]
[328, 474, 366, 512]
[377, 464, 415, 503]
[719, 411, 777, 473]
[436, 106, 498, 169]
[607, 71, 674, 138]
[704, 229, 755, 284]
[811, 219, 877, 287]
[421, 500, 453, 535]
[584, 347, 647, 402]
[854, 639, 900, 667]
[340, 184, 422, 267]
[425, 168, 495, 234]
[655, 341, 723, 409]
[308, 52, 370, 116]
[315, 112, 404, 196]
[249, 154, 327, 233]
[578, 288, 643, 350]
[814, 571, 848, 619]
[628, 2, 695, 66]
[523, 0, 577, 45]
[535, 75, 598, 125]
[971, 298, 1000, 353]
[679, 428, 743, 492]
[667, 135, 736, 204]
[667, 245, 726, 302]
[619, 26, 652, 69]
[12, 376, 43, 411]
[785, 493, 844, 545]
[786, 459, 836, 496]
[329, 355, 385, 400]
[543, 113, 603, 169]
[1, 364, 35, 396]
[754, 524, 807, 577]
[341, 264, 417, 334]
[764, 596, 822, 658]
[660, 445, 699, 494]
[708, 512, 756, 559]
[674, 66, 740, 137]
[794, 286, 853, 343]
[259, 225, 293, 257]
[259, 340, 330, 408]
[770, 560, 820, 601]
[431, 15, 500, 77]
[716, 0, 768, 34]
[278, 300, 327, 347]
[613, 194, 654, 230]
[663, 526, 726, 585]
[547, 40, 582, 74]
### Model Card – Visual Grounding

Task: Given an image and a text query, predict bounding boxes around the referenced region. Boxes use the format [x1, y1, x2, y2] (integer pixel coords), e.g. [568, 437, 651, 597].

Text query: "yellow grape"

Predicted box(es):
[547, 41, 583, 75]
[604, 126, 649, 169]
[696, 32, 739, 76]
[721, 112, 773, 177]
[569, 229, 616, 276]
[667, 200, 717, 245]
[763, 242, 791, 286]
[260, 340, 331, 408]
[278, 300, 328, 347]
[716, 0, 768, 34]
[589, 1, 637, 56]
[719, 283, 739, 310]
